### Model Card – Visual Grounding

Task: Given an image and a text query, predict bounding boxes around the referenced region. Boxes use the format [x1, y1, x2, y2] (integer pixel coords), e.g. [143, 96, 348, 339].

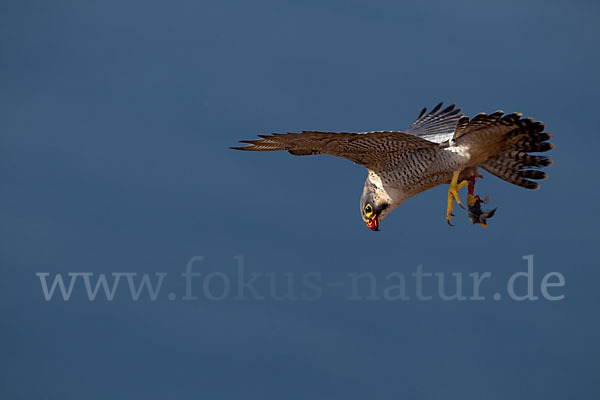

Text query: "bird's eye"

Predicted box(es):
[364, 204, 374, 218]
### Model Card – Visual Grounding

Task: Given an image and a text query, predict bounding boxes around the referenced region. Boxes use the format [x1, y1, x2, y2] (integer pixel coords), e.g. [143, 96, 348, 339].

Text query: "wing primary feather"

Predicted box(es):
[429, 102, 442, 115]
[441, 104, 455, 114]
[405, 102, 464, 144]
[231, 130, 436, 168]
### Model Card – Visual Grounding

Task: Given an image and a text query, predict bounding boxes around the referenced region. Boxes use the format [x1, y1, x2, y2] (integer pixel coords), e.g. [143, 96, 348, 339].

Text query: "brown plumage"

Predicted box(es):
[232, 103, 554, 230]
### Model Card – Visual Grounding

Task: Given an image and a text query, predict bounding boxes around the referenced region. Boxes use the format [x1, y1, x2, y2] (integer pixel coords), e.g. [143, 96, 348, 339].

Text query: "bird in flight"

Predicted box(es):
[232, 103, 553, 231]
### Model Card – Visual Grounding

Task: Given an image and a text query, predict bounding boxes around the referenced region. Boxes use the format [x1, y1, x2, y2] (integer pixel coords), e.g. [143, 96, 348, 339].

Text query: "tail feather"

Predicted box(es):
[481, 115, 554, 190]
[483, 158, 542, 189]
[502, 150, 553, 169]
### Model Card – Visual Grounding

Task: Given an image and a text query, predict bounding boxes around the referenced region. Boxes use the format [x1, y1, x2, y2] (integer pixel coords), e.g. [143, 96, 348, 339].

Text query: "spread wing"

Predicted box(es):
[452, 110, 510, 140]
[232, 130, 436, 170]
[406, 103, 463, 143]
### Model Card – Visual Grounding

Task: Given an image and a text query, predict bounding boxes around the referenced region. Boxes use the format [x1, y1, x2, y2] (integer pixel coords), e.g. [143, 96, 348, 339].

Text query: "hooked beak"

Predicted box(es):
[366, 216, 379, 231]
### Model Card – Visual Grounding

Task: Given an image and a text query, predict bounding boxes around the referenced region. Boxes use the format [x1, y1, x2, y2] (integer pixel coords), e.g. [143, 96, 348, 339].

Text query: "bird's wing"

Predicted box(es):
[232, 130, 436, 170]
[406, 103, 463, 143]
[452, 110, 509, 140]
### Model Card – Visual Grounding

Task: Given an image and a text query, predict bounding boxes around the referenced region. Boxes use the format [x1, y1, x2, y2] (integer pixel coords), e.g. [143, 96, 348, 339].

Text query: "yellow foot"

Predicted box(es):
[467, 193, 476, 207]
[446, 171, 468, 226]
[469, 215, 488, 228]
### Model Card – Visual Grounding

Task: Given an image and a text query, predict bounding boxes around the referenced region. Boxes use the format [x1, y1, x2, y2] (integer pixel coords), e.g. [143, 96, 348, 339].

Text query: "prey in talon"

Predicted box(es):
[467, 195, 496, 228]
[466, 175, 496, 228]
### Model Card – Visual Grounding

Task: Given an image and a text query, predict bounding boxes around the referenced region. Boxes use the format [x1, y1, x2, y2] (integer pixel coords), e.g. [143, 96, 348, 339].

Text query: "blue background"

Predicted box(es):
[1, 0, 599, 398]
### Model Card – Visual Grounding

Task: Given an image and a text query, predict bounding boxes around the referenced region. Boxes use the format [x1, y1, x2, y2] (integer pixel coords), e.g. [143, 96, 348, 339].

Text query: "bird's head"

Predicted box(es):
[360, 177, 392, 231]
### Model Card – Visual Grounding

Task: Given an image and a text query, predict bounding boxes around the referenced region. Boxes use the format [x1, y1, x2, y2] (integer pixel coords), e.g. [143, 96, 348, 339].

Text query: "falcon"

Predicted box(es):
[232, 103, 553, 231]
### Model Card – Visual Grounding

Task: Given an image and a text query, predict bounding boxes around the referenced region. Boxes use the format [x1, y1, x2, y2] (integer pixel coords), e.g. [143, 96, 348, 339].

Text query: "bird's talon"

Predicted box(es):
[445, 171, 466, 224]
